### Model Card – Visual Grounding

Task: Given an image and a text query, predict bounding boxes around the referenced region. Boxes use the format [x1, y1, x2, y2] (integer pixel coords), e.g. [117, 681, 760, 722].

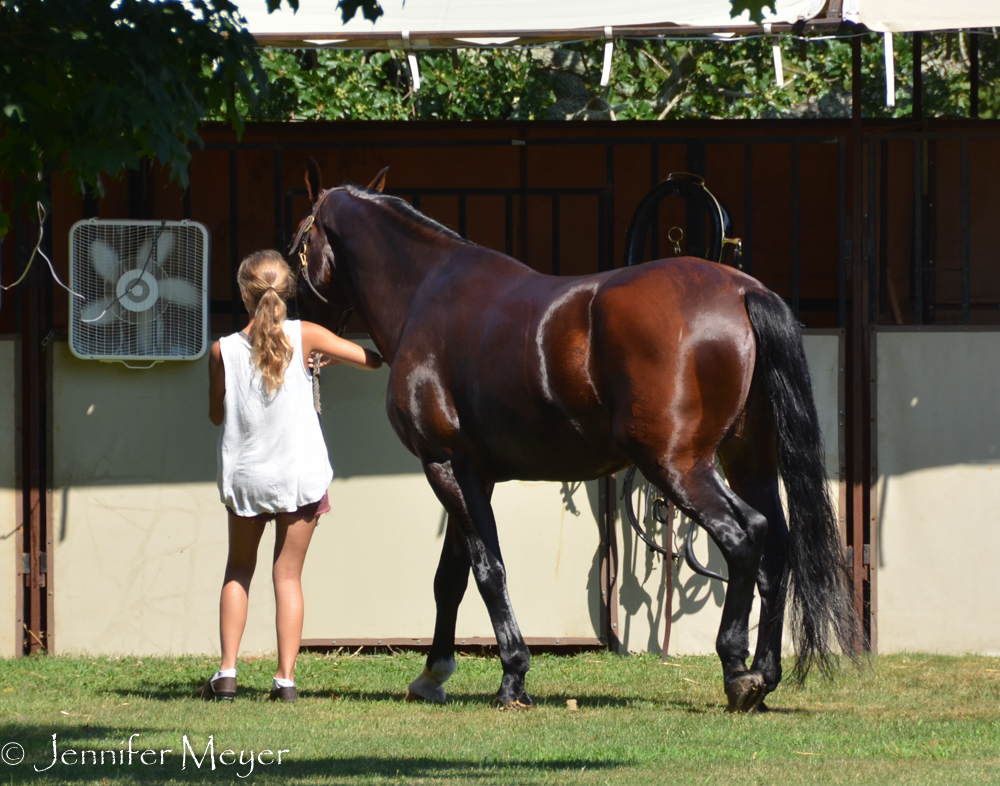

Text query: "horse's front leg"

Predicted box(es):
[419, 458, 532, 708]
[406, 514, 470, 703]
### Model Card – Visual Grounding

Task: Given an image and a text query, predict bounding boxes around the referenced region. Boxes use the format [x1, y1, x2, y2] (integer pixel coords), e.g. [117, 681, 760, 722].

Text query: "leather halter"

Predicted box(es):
[291, 193, 329, 305]
[291, 190, 358, 336]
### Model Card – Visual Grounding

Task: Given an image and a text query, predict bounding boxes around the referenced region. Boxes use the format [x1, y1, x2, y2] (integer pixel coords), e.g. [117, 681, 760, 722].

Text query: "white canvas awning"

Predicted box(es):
[236, 0, 830, 48]
[844, 0, 1000, 33]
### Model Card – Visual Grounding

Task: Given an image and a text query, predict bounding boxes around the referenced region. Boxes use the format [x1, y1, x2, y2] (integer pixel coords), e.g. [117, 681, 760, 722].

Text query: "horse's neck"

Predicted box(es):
[343, 219, 458, 360]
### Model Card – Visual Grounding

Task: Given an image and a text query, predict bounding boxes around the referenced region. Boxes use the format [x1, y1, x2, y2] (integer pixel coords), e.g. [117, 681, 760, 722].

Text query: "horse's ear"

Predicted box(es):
[305, 157, 323, 205]
[366, 166, 389, 193]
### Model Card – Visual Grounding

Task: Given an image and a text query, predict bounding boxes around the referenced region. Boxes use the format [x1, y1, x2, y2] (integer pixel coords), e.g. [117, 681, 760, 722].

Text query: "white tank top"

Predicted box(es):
[216, 320, 333, 516]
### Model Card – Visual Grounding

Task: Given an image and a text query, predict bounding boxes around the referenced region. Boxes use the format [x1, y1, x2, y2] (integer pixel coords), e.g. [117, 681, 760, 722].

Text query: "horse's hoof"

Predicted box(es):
[725, 673, 766, 714]
[405, 681, 446, 704]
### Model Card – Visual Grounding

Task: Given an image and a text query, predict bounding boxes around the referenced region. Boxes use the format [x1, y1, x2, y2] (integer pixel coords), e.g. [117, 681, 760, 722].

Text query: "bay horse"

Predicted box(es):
[292, 162, 856, 712]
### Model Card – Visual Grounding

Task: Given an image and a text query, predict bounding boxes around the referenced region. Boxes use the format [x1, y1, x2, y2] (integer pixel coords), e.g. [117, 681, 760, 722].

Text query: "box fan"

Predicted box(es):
[69, 219, 209, 366]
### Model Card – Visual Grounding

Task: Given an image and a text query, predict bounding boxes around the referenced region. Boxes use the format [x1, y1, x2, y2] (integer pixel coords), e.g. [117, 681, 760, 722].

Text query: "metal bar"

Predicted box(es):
[519, 128, 529, 263]
[868, 327, 878, 652]
[961, 138, 970, 324]
[838, 141, 847, 329]
[913, 140, 923, 325]
[13, 208, 25, 655]
[551, 194, 560, 275]
[879, 140, 890, 320]
[505, 195, 514, 256]
[598, 193, 607, 271]
[685, 140, 706, 257]
[273, 147, 284, 251]
[606, 144, 615, 268]
[743, 142, 753, 275]
[791, 141, 801, 317]
[868, 137, 878, 325]
[849, 35, 869, 649]
[650, 143, 659, 261]
[913, 32, 923, 121]
[229, 149, 240, 330]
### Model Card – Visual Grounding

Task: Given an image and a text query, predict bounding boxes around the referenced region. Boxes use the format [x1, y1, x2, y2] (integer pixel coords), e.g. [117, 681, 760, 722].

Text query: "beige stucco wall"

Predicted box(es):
[0, 338, 17, 658]
[613, 332, 842, 656]
[876, 329, 1000, 655]
[51, 340, 600, 655]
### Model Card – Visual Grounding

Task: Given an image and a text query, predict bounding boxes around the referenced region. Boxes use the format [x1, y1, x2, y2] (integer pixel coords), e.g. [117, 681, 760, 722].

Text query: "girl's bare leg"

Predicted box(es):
[220, 513, 267, 671]
[272, 512, 318, 682]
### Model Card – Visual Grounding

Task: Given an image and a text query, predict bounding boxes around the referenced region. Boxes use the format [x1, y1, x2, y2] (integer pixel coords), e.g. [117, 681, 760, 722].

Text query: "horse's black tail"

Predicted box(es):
[743, 288, 860, 679]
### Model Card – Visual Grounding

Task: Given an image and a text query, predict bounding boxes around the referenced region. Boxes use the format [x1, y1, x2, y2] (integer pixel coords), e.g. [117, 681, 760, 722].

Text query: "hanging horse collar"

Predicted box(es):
[623, 172, 743, 269]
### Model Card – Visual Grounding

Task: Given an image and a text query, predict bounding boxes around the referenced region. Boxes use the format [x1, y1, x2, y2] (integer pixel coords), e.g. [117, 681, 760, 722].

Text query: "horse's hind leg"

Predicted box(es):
[418, 458, 532, 708]
[718, 402, 789, 706]
[406, 515, 470, 703]
[638, 456, 769, 712]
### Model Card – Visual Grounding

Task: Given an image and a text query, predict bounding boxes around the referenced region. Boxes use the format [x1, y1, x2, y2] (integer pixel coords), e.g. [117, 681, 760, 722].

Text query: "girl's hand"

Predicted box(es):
[307, 352, 337, 371]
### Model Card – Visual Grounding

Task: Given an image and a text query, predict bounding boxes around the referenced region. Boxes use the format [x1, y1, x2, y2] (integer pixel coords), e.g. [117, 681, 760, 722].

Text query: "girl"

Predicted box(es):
[198, 249, 382, 702]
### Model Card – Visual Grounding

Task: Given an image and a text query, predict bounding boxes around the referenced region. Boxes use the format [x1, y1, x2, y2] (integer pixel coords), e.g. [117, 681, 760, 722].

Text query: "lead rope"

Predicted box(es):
[311, 351, 322, 416]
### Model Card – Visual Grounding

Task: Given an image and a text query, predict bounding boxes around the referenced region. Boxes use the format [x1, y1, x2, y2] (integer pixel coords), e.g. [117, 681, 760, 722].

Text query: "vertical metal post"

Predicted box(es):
[273, 147, 284, 251]
[838, 141, 847, 329]
[791, 141, 801, 317]
[961, 139, 970, 324]
[606, 144, 616, 268]
[551, 194, 560, 275]
[504, 195, 514, 257]
[879, 140, 890, 320]
[849, 34, 870, 650]
[685, 140, 706, 257]
[913, 140, 923, 324]
[868, 140, 878, 325]
[458, 194, 467, 240]
[743, 143, 754, 275]
[650, 144, 660, 260]
[229, 148, 240, 330]
[912, 32, 923, 121]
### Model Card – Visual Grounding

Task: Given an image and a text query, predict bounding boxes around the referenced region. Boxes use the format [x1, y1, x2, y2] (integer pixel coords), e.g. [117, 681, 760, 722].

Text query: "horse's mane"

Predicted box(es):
[342, 185, 468, 243]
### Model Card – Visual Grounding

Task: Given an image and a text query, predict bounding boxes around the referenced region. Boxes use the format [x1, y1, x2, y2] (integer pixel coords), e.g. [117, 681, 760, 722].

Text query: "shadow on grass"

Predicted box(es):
[1, 725, 620, 782]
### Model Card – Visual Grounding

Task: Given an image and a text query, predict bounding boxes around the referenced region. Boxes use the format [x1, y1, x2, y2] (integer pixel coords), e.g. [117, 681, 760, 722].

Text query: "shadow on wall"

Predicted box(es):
[614, 472, 726, 654]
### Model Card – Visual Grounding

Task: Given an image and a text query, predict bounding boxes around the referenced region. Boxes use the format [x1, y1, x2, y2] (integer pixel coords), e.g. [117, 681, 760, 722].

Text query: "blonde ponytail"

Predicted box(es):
[237, 250, 296, 396]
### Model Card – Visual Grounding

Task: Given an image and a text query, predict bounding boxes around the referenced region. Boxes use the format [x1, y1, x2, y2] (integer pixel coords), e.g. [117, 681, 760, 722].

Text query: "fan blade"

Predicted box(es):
[80, 297, 115, 326]
[158, 277, 201, 308]
[156, 230, 174, 262]
[136, 312, 161, 355]
[88, 240, 120, 284]
[134, 230, 174, 270]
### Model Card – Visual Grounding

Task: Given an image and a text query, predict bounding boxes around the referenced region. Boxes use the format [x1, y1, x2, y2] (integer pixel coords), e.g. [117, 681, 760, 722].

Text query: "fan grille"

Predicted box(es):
[69, 220, 209, 362]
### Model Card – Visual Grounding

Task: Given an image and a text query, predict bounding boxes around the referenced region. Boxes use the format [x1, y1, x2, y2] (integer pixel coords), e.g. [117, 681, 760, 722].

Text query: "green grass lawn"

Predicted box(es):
[1, 651, 999, 784]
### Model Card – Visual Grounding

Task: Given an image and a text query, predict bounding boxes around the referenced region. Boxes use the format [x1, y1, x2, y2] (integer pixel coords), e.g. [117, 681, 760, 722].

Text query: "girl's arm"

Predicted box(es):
[208, 340, 225, 425]
[301, 321, 382, 371]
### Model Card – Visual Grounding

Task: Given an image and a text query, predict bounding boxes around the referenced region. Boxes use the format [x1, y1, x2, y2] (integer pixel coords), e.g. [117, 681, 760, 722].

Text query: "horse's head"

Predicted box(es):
[289, 158, 389, 333]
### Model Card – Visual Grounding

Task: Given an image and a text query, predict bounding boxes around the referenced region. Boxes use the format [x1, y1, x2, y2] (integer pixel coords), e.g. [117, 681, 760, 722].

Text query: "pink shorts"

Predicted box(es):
[228, 491, 331, 523]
